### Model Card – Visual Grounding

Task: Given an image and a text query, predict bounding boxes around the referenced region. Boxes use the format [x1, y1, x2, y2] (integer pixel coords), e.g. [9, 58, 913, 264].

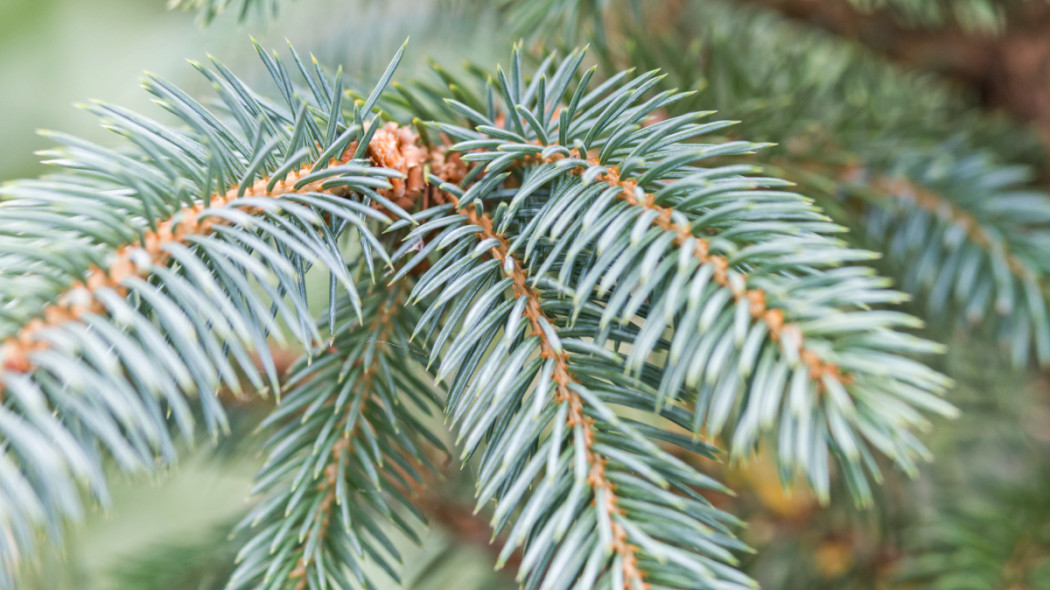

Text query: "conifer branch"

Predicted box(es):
[377, 45, 951, 587]
[0, 43, 427, 585]
[442, 190, 650, 587]
[406, 46, 954, 506]
[231, 282, 439, 589]
[773, 149, 1050, 367]
[3, 143, 374, 382]
[545, 150, 851, 389]
[531, 0, 1050, 370]
[0, 15, 982, 587]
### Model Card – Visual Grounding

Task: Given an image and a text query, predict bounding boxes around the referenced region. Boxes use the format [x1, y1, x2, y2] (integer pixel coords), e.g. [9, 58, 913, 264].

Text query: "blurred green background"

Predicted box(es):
[0, 0, 502, 180]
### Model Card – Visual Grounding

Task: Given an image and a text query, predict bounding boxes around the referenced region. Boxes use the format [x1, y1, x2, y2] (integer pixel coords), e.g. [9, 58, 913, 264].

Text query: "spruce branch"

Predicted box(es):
[0, 42, 421, 585]
[342, 45, 954, 588]
[777, 149, 1050, 368]
[0, 19, 975, 588]
[1, 145, 387, 383]
[439, 191, 656, 587]
[412, 47, 954, 505]
[533, 151, 852, 393]
[230, 281, 439, 589]
[547, 0, 1050, 371]
[406, 186, 750, 589]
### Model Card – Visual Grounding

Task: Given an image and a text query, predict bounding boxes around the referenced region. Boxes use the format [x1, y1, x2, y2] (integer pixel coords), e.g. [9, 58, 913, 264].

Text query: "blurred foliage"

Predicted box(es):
[0, 0, 505, 181]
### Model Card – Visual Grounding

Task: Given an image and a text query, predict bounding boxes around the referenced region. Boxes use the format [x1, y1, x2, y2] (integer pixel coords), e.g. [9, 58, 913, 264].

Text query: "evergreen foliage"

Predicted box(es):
[1, 0, 1047, 588]
[845, 0, 1027, 29]
[573, 0, 1050, 369]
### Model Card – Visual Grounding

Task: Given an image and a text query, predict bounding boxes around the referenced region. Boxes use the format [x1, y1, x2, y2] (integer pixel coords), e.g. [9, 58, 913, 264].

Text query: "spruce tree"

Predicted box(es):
[1, 0, 1048, 588]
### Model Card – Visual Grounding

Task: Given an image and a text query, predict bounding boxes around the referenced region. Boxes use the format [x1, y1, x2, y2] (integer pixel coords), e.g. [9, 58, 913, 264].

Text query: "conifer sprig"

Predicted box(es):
[0, 35, 958, 590]
[542, 0, 1050, 372]
[0, 43, 411, 586]
[409, 47, 954, 504]
[230, 282, 439, 590]
[408, 191, 752, 588]
[837, 150, 1050, 367]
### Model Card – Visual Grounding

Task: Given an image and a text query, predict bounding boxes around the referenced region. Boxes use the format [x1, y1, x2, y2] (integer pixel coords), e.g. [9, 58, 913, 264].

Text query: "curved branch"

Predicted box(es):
[542, 149, 850, 386]
[286, 287, 403, 589]
[0, 123, 438, 384]
[444, 190, 650, 587]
